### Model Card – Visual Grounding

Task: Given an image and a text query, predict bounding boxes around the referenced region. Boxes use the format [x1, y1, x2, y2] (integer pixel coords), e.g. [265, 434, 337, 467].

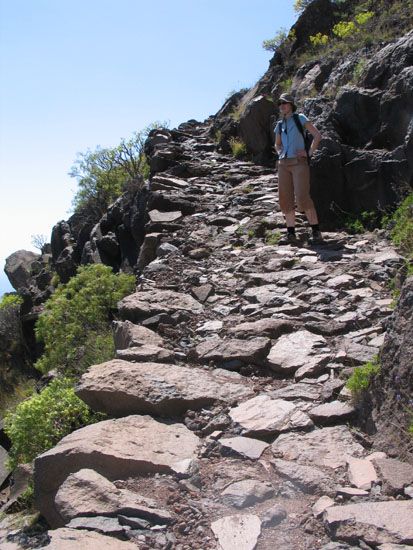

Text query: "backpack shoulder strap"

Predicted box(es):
[292, 113, 305, 136]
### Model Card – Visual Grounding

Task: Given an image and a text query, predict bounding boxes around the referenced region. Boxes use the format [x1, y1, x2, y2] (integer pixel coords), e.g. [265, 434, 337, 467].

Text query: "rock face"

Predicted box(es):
[76, 359, 253, 416]
[372, 276, 413, 462]
[195, 336, 271, 366]
[324, 500, 413, 546]
[34, 415, 199, 527]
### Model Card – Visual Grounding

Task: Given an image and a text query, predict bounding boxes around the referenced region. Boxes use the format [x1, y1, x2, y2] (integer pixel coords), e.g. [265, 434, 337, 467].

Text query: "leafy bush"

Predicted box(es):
[229, 137, 247, 158]
[387, 193, 413, 258]
[309, 33, 329, 47]
[332, 20, 356, 38]
[34, 264, 135, 376]
[69, 121, 168, 216]
[346, 356, 381, 397]
[355, 10, 374, 25]
[4, 377, 104, 469]
[342, 210, 379, 234]
[0, 294, 23, 310]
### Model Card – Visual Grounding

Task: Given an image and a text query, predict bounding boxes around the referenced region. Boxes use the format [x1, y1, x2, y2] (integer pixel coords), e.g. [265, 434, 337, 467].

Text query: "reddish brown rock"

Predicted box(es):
[76, 360, 253, 416]
[34, 415, 199, 527]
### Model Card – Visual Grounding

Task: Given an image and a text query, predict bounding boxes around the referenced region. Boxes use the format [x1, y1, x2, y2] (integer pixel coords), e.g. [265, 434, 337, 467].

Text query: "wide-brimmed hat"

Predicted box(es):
[278, 93, 297, 111]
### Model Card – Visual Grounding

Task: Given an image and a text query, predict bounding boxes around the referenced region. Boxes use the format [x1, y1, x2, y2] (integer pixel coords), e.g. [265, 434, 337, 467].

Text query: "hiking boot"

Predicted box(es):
[279, 232, 299, 245]
[310, 230, 323, 244]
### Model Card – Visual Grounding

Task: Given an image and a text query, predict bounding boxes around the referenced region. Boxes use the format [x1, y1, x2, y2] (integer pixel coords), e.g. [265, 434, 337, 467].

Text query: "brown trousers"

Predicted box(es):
[277, 157, 315, 213]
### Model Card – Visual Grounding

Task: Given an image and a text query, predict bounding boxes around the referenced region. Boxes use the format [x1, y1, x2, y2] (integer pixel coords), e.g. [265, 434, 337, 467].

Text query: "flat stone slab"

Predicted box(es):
[118, 289, 203, 321]
[229, 394, 313, 438]
[324, 500, 413, 546]
[76, 360, 253, 416]
[373, 458, 413, 495]
[271, 459, 334, 495]
[313, 496, 335, 517]
[66, 516, 129, 537]
[272, 426, 364, 469]
[221, 479, 274, 508]
[228, 318, 295, 339]
[269, 382, 323, 401]
[211, 514, 261, 550]
[195, 336, 271, 365]
[347, 457, 378, 490]
[116, 344, 175, 362]
[35, 527, 137, 549]
[309, 400, 356, 424]
[34, 415, 199, 527]
[336, 486, 369, 498]
[55, 468, 173, 525]
[266, 330, 329, 376]
[112, 320, 164, 349]
[148, 209, 183, 223]
[218, 436, 269, 460]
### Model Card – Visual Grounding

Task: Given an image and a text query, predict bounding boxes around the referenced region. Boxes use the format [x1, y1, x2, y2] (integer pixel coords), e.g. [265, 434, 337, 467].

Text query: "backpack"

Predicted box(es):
[275, 114, 313, 165]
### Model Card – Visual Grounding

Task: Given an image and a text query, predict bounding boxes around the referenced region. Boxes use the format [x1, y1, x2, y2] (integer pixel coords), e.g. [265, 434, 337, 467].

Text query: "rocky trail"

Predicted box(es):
[4, 119, 413, 550]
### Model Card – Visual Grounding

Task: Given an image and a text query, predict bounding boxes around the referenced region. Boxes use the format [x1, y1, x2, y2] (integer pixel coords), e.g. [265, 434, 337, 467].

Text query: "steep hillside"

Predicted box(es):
[1, 0, 413, 548]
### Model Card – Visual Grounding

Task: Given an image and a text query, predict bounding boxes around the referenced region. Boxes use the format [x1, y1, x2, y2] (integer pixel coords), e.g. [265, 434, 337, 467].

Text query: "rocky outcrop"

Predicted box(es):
[34, 415, 200, 527]
[212, 15, 413, 224]
[371, 275, 413, 462]
[2, 81, 412, 549]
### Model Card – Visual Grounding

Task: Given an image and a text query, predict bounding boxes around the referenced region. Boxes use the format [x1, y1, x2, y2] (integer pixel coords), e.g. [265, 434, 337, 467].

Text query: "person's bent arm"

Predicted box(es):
[304, 121, 322, 156]
[275, 131, 283, 155]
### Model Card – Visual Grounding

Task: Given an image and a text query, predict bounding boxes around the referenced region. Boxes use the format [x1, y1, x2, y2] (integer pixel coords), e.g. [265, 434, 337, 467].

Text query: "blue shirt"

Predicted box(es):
[275, 113, 309, 159]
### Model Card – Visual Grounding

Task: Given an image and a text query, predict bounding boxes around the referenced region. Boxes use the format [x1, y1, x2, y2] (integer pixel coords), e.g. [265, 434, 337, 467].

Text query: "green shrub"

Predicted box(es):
[34, 264, 135, 376]
[309, 33, 329, 47]
[265, 229, 281, 245]
[0, 294, 23, 310]
[387, 193, 413, 258]
[229, 137, 247, 158]
[346, 356, 381, 397]
[4, 377, 104, 469]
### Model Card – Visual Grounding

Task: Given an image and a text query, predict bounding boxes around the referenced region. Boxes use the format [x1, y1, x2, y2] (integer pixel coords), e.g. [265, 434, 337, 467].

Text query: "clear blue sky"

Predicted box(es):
[0, 0, 296, 296]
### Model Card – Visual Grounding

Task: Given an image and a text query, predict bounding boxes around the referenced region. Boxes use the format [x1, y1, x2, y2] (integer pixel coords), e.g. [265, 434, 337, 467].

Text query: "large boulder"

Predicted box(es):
[75, 360, 253, 416]
[324, 500, 413, 546]
[118, 289, 204, 321]
[54, 468, 173, 525]
[4, 250, 39, 290]
[34, 415, 200, 527]
[238, 95, 277, 163]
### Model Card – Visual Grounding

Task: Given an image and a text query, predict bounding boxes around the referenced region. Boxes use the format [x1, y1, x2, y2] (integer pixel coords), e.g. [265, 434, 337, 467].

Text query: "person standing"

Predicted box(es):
[274, 93, 323, 244]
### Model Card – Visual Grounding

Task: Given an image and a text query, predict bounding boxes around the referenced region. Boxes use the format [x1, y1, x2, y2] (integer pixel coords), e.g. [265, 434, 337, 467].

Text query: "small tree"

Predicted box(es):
[31, 234, 48, 252]
[262, 29, 296, 53]
[69, 121, 169, 216]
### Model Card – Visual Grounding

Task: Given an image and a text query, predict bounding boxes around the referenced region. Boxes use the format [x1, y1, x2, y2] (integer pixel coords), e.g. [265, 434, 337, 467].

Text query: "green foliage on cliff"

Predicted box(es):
[346, 356, 381, 397]
[34, 264, 135, 376]
[386, 193, 413, 259]
[0, 294, 23, 310]
[69, 121, 168, 216]
[4, 378, 104, 469]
